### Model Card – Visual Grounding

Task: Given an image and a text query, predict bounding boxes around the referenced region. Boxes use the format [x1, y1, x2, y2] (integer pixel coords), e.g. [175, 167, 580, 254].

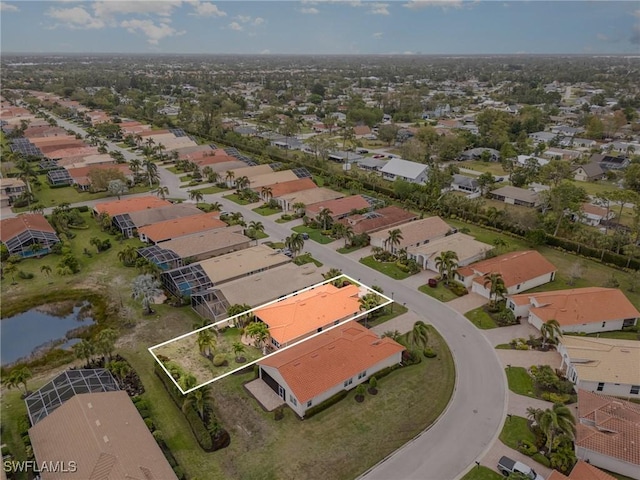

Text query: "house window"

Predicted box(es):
[307, 400, 313, 407]
[289, 395, 297, 406]
[516, 284, 521, 290]
[357, 371, 367, 379]
[597, 382, 604, 391]
[623, 318, 636, 327]
[343, 378, 353, 388]
[602, 322, 606, 328]
[631, 385, 640, 395]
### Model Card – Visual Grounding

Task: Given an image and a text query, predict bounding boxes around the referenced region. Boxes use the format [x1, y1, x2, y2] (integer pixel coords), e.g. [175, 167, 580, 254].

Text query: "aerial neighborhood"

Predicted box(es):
[1, 22, 640, 480]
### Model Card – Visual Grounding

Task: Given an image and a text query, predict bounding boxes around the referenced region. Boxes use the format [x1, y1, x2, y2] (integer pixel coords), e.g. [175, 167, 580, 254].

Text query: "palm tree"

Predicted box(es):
[405, 321, 429, 350]
[4, 263, 18, 284]
[538, 403, 576, 451]
[143, 158, 159, 187]
[483, 272, 507, 308]
[323, 268, 343, 284]
[178, 373, 198, 392]
[156, 186, 169, 200]
[129, 158, 142, 181]
[196, 328, 217, 359]
[16, 158, 37, 197]
[285, 233, 305, 258]
[235, 175, 250, 193]
[317, 207, 333, 231]
[247, 220, 264, 239]
[232, 342, 246, 362]
[189, 190, 204, 204]
[209, 201, 222, 212]
[2, 366, 32, 396]
[540, 319, 562, 349]
[261, 186, 273, 202]
[131, 273, 162, 314]
[118, 244, 138, 266]
[29, 203, 45, 214]
[40, 264, 52, 277]
[182, 385, 212, 421]
[106, 360, 131, 382]
[225, 170, 235, 188]
[435, 250, 459, 286]
[358, 292, 383, 327]
[73, 339, 95, 366]
[95, 328, 118, 362]
[245, 321, 270, 353]
[343, 225, 354, 247]
[385, 229, 403, 254]
[292, 202, 306, 216]
[133, 133, 143, 148]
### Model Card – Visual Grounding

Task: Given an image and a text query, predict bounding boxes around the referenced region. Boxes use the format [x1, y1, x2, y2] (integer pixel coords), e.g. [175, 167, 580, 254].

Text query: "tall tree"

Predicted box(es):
[131, 274, 162, 314]
[405, 321, 430, 351]
[196, 328, 217, 359]
[285, 233, 305, 258]
[483, 272, 507, 308]
[540, 319, 562, 349]
[385, 229, 403, 254]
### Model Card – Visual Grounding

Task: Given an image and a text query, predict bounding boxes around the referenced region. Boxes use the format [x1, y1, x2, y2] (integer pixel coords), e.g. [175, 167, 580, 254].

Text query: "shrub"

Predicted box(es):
[18, 271, 34, 279]
[532, 453, 551, 468]
[541, 392, 571, 404]
[76, 205, 89, 212]
[274, 405, 285, 421]
[152, 430, 164, 443]
[448, 282, 468, 297]
[423, 347, 437, 358]
[402, 349, 422, 365]
[368, 377, 378, 389]
[144, 417, 155, 431]
[213, 354, 227, 367]
[518, 439, 537, 456]
[305, 390, 349, 418]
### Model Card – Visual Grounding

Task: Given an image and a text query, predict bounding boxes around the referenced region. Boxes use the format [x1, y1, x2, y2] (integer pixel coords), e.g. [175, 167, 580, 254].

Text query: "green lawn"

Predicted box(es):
[359, 255, 413, 280]
[263, 241, 285, 250]
[587, 330, 640, 341]
[15, 175, 152, 211]
[275, 216, 296, 224]
[223, 193, 251, 205]
[458, 160, 507, 176]
[252, 205, 282, 216]
[192, 185, 226, 194]
[419, 282, 460, 302]
[166, 166, 180, 174]
[337, 244, 365, 254]
[292, 225, 335, 244]
[499, 415, 536, 451]
[505, 366, 536, 398]
[252, 230, 268, 240]
[368, 303, 409, 328]
[122, 324, 455, 480]
[461, 466, 503, 480]
[293, 253, 323, 267]
[464, 307, 498, 329]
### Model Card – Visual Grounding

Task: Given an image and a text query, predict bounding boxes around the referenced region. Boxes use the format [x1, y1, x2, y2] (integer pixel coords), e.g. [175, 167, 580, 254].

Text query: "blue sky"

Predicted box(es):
[1, 1, 639, 55]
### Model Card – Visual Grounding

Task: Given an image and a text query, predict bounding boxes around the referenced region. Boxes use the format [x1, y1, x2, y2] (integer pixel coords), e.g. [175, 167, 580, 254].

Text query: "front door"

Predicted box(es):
[278, 385, 285, 399]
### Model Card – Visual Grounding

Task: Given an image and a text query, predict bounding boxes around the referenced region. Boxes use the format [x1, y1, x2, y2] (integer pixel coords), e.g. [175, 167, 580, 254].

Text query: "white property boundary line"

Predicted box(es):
[149, 274, 393, 395]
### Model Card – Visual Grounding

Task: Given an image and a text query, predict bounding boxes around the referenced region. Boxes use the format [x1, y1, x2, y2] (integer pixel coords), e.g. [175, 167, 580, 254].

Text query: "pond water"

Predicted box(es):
[1, 302, 95, 366]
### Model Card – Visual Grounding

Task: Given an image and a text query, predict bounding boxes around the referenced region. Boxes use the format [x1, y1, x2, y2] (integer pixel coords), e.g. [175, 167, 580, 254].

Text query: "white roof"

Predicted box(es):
[380, 158, 428, 180]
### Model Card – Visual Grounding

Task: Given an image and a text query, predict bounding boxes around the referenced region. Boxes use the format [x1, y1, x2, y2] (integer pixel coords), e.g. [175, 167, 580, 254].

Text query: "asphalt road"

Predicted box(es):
[37, 113, 508, 479]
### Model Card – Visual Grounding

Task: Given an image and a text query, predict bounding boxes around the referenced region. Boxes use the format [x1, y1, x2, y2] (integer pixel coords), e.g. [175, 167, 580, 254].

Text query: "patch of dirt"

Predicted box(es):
[34, 300, 77, 317]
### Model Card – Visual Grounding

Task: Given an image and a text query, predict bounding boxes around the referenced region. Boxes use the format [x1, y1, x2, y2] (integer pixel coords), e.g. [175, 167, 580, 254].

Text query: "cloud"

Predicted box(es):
[373, 32, 383, 39]
[260, 49, 270, 55]
[188, 1, 227, 17]
[0, 2, 19, 12]
[120, 18, 185, 45]
[404, 0, 464, 10]
[369, 3, 389, 15]
[46, 6, 105, 29]
[300, 7, 319, 14]
[596, 33, 609, 41]
[236, 14, 252, 23]
[253, 17, 264, 26]
[229, 21, 243, 31]
[631, 10, 640, 45]
[93, 1, 181, 21]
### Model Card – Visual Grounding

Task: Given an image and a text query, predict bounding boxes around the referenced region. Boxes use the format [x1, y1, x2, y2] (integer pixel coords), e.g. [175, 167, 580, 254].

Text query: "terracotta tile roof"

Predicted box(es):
[306, 195, 370, 219]
[547, 470, 570, 480]
[353, 125, 371, 136]
[29, 391, 178, 480]
[581, 203, 609, 218]
[45, 146, 99, 160]
[254, 284, 362, 345]
[369, 216, 451, 248]
[558, 336, 640, 385]
[229, 164, 273, 179]
[259, 322, 404, 403]
[337, 206, 418, 234]
[0, 214, 56, 243]
[138, 213, 227, 243]
[511, 287, 639, 327]
[66, 164, 132, 183]
[127, 204, 204, 228]
[566, 460, 617, 480]
[458, 250, 556, 289]
[279, 187, 344, 207]
[139, 129, 170, 136]
[39, 142, 87, 154]
[94, 196, 171, 217]
[576, 390, 640, 467]
[28, 135, 79, 146]
[263, 178, 317, 197]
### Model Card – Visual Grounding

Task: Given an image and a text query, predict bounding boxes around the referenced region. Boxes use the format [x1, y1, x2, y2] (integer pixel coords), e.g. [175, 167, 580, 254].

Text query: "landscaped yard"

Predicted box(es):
[419, 282, 460, 302]
[293, 253, 323, 267]
[252, 205, 282, 216]
[499, 415, 536, 451]
[461, 466, 503, 480]
[359, 255, 413, 280]
[337, 244, 365, 254]
[458, 160, 507, 176]
[123, 324, 455, 480]
[368, 303, 409, 328]
[292, 225, 334, 244]
[585, 329, 640, 341]
[192, 185, 226, 194]
[223, 193, 251, 205]
[464, 306, 498, 329]
[505, 366, 535, 398]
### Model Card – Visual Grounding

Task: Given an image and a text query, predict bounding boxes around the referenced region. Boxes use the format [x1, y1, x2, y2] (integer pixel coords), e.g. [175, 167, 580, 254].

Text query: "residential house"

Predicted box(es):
[380, 158, 429, 184]
[574, 203, 615, 226]
[258, 322, 404, 418]
[337, 206, 418, 235]
[0, 214, 60, 257]
[0, 177, 26, 206]
[508, 287, 638, 334]
[517, 155, 549, 167]
[327, 151, 363, 163]
[575, 390, 640, 479]
[572, 138, 597, 149]
[557, 336, 640, 398]
[572, 162, 605, 182]
[590, 153, 630, 171]
[29, 391, 178, 480]
[490, 186, 540, 208]
[543, 147, 582, 161]
[157, 225, 251, 263]
[408, 232, 493, 272]
[93, 196, 171, 218]
[458, 147, 500, 162]
[248, 170, 299, 190]
[529, 131, 558, 144]
[369, 216, 452, 254]
[451, 174, 480, 194]
[192, 263, 324, 323]
[277, 187, 344, 212]
[305, 195, 371, 220]
[258, 178, 317, 201]
[456, 250, 556, 298]
[137, 213, 227, 244]
[547, 460, 618, 480]
[355, 157, 387, 172]
[112, 204, 203, 238]
[66, 164, 133, 191]
[253, 283, 362, 349]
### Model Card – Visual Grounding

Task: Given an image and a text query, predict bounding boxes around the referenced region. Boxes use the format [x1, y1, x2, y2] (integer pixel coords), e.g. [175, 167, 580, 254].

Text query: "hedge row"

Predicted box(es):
[304, 389, 349, 419]
[153, 363, 215, 452]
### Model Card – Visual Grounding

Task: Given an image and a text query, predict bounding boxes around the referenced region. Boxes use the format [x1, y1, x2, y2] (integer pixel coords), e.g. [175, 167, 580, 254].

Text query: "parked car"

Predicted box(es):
[301, 232, 310, 240]
[373, 154, 384, 158]
[497, 456, 544, 480]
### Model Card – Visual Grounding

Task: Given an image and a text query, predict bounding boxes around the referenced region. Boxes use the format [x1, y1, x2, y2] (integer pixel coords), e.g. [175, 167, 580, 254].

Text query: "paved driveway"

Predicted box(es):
[447, 292, 488, 314]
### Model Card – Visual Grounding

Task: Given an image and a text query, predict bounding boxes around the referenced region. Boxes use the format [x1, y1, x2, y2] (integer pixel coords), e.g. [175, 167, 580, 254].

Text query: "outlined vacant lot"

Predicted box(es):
[150, 275, 392, 394]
